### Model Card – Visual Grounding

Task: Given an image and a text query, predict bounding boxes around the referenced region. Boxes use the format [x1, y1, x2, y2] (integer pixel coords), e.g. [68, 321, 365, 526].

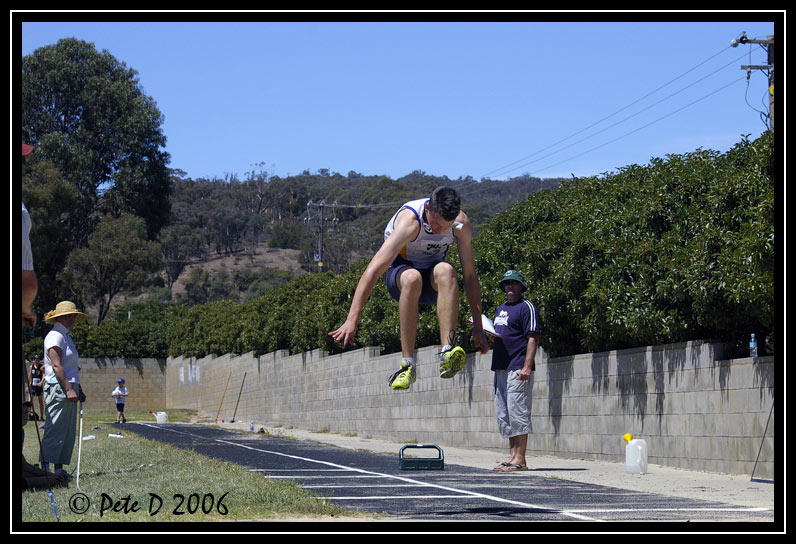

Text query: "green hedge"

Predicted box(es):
[24, 132, 774, 361]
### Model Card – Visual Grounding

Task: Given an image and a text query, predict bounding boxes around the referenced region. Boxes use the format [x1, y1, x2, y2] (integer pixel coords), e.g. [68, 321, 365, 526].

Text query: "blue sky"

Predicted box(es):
[18, 16, 778, 182]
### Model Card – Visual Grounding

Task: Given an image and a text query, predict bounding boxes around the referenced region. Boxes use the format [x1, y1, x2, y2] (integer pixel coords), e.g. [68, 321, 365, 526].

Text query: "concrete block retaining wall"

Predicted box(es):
[72, 357, 168, 413]
[165, 340, 775, 479]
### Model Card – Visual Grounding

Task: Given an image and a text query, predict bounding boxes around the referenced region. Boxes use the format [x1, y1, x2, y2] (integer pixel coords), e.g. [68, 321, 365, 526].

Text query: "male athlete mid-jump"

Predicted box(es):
[329, 186, 489, 390]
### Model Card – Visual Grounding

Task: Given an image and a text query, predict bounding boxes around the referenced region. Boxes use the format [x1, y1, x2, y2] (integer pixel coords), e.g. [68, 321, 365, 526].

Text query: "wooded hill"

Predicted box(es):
[163, 167, 562, 281]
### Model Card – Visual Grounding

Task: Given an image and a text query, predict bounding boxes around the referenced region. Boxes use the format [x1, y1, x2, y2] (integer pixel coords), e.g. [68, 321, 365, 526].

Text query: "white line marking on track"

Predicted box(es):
[265, 475, 390, 480]
[303, 485, 431, 489]
[565, 507, 771, 513]
[139, 424, 772, 521]
[324, 495, 473, 500]
[248, 468, 351, 472]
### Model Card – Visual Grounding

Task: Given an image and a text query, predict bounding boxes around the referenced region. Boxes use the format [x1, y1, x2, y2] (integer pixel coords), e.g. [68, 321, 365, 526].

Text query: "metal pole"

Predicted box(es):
[76, 399, 84, 492]
[733, 32, 774, 131]
[750, 399, 774, 482]
[230, 372, 247, 423]
[215, 370, 232, 422]
[31, 403, 60, 521]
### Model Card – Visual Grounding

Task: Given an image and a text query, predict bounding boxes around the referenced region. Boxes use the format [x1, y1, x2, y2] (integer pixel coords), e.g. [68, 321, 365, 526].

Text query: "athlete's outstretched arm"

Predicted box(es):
[454, 212, 489, 354]
[329, 210, 419, 349]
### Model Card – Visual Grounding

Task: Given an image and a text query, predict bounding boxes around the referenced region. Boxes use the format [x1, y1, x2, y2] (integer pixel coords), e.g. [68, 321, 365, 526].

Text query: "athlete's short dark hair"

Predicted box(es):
[429, 186, 461, 221]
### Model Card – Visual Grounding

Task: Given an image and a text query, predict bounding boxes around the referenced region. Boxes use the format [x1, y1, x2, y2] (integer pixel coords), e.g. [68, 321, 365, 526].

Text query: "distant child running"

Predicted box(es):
[111, 379, 128, 423]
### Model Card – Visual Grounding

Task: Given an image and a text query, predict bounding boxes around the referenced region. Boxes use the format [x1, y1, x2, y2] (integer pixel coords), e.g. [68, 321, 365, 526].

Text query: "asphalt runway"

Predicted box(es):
[117, 422, 775, 527]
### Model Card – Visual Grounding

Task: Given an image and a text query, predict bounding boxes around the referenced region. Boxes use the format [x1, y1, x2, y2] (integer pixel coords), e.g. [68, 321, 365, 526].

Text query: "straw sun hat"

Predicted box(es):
[44, 301, 88, 325]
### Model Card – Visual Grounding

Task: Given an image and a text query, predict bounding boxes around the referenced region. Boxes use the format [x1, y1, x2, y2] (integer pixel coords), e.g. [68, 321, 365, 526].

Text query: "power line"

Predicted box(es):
[479, 45, 749, 180]
[442, 75, 747, 203]
[306, 69, 744, 213]
[304, 38, 770, 210]
[486, 53, 751, 180]
[501, 75, 748, 180]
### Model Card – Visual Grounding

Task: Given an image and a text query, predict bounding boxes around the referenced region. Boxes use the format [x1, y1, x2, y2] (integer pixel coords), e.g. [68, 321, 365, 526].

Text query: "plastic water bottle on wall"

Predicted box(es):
[250, 420, 254, 432]
[623, 433, 648, 474]
[749, 334, 758, 358]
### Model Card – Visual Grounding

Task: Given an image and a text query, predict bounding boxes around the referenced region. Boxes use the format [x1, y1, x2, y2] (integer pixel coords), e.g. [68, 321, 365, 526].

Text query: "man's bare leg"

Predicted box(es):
[432, 262, 459, 347]
[398, 268, 423, 358]
[506, 434, 528, 469]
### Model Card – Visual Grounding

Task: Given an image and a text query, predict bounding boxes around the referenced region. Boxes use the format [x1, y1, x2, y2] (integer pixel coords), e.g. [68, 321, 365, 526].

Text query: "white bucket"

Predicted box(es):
[155, 411, 168, 424]
[625, 438, 648, 473]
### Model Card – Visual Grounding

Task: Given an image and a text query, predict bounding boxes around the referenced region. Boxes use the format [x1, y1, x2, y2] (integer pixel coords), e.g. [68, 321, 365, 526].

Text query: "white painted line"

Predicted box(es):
[303, 485, 430, 489]
[324, 495, 472, 500]
[139, 424, 602, 522]
[248, 468, 352, 472]
[265, 475, 387, 479]
[565, 507, 771, 513]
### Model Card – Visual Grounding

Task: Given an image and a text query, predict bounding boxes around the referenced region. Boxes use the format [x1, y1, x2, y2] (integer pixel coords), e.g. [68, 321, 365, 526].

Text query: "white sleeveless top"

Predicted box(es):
[384, 198, 457, 269]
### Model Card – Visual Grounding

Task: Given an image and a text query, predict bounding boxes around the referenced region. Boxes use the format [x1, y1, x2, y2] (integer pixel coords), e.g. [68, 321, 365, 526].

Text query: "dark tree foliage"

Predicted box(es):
[22, 38, 172, 243]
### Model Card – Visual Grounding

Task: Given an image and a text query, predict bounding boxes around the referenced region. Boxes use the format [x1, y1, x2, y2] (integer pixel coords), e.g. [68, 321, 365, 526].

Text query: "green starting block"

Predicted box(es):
[399, 444, 444, 471]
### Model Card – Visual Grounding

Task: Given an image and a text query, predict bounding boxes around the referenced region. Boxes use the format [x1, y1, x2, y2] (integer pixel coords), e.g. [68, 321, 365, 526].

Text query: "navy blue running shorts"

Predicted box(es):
[385, 265, 439, 305]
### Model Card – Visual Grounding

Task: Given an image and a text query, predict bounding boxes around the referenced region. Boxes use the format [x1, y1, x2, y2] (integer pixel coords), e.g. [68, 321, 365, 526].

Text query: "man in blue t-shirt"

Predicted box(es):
[491, 269, 540, 471]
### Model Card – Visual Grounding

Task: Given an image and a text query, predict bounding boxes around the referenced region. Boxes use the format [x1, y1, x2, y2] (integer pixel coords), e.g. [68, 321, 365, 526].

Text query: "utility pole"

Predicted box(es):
[732, 32, 775, 132]
[304, 200, 339, 272]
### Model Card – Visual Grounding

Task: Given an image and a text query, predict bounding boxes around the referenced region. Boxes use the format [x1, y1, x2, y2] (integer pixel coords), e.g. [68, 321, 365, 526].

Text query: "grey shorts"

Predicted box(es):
[494, 369, 532, 439]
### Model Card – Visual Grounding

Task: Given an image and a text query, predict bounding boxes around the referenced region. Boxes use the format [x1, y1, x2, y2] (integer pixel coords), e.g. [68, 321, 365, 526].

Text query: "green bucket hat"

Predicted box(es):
[499, 269, 527, 291]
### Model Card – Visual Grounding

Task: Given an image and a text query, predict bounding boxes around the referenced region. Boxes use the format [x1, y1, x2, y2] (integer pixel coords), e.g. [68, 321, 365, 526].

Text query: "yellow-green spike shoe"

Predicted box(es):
[439, 346, 466, 378]
[388, 359, 416, 390]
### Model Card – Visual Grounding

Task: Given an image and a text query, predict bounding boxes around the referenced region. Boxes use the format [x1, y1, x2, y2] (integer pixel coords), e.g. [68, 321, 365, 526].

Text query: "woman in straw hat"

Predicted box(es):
[39, 301, 88, 472]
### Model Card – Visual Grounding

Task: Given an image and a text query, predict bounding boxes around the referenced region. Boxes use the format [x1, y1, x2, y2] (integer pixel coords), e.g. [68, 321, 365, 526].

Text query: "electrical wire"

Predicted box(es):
[308, 38, 770, 209]
[300, 74, 748, 241]
[305, 66, 746, 212]
[487, 75, 748, 182]
[480, 44, 739, 180]
[482, 48, 751, 180]
[489, 71, 750, 181]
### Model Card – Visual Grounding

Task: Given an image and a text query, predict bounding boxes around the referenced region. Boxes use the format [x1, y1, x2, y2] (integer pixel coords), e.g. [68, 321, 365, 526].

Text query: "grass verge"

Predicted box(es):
[20, 408, 367, 523]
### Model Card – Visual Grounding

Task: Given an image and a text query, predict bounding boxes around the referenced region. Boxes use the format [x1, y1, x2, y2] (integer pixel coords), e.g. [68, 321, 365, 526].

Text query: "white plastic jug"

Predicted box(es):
[155, 411, 168, 423]
[625, 438, 648, 473]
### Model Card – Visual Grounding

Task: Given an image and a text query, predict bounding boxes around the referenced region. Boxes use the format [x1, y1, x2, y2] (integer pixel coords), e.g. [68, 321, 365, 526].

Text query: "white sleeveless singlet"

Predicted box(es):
[384, 198, 457, 269]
